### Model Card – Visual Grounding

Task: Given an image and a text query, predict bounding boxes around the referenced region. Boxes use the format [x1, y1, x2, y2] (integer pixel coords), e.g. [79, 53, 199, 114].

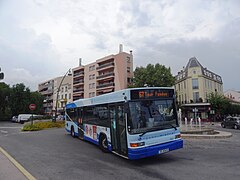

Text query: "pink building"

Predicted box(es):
[72, 45, 133, 101]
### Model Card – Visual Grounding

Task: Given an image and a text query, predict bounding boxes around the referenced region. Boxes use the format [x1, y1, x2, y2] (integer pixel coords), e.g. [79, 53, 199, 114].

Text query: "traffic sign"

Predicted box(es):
[29, 104, 36, 111]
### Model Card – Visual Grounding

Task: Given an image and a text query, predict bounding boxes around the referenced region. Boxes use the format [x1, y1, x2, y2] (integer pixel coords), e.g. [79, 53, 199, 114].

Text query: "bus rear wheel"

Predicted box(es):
[71, 126, 75, 137]
[99, 134, 108, 152]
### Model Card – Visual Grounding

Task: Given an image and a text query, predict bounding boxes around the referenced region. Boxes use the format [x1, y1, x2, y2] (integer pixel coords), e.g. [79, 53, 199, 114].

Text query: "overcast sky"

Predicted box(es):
[0, 0, 240, 91]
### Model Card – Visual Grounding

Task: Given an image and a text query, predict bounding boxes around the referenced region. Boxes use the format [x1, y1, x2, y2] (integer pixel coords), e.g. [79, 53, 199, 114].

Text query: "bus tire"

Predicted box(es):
[234, 124, 238, 130]
[99, 134, 108, 153]
[71, 126, 75, 137]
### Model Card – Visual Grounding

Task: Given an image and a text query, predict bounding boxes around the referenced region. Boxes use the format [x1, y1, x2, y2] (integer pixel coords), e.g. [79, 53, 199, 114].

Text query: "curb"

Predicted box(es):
[181, 130, 232, 139]
[0, 147, 36, 180]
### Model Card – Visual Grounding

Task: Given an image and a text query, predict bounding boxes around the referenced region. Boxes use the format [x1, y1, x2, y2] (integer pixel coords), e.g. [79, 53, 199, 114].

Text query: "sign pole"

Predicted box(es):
[29, 104, 36, 125]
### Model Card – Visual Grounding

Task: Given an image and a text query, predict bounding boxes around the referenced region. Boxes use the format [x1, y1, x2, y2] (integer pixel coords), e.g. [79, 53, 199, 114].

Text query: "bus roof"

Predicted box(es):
[66, 87, 174, 109]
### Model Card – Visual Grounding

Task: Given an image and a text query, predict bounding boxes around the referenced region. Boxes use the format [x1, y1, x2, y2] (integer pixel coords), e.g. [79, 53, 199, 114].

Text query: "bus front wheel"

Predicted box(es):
[99, 134, 108, 152]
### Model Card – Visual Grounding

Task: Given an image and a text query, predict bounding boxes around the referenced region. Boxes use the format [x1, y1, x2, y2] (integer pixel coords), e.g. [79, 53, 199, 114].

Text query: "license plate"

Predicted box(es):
[159, 148, 169, 154]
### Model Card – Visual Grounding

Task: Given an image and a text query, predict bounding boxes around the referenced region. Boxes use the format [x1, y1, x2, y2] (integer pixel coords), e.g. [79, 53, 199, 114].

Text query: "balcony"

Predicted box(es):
[96, 62, 114, 70]
[96, 72, 114, 80]
[73, 88, 84, 93]
[73, 95, 84, 101]
[73, 79, 84, 85]
[96, 82, 114, 89]
[73, 71, 84, 77]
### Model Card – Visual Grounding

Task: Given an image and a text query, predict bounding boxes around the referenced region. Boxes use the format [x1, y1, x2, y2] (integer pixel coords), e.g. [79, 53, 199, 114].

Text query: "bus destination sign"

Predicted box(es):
[131, 89, 174, 100]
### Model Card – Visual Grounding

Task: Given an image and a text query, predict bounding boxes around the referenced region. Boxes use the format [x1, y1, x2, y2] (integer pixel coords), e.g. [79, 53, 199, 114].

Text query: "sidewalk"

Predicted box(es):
[0, 147, 35, 180]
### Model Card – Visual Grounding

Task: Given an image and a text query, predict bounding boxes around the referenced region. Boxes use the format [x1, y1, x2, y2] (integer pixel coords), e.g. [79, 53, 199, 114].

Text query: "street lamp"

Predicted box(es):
[53, 68, 71, 122]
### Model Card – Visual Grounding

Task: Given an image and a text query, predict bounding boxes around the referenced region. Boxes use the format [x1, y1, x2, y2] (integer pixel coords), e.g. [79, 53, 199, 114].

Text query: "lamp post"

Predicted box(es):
[53, 68, 71, 122]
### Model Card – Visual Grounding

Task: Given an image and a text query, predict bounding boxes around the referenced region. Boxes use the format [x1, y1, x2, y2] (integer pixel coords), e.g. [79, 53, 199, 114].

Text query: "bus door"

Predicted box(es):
[77, 108, 84, 140]
[110, 104, 127, 156]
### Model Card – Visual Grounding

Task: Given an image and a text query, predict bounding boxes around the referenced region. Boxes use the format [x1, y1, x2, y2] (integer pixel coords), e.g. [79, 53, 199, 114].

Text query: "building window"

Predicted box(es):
[89, 83, 95, 89]
[89, 74, 95, 80]
[65, 94, 67, 99]
[127, 67, 131, 73]
[192, 78, 199, 89]
[184, 81, 186, 89]
[65, 86, 67, 92]
[89, 65, 95, 71]
[127, 57, 131, 63]
[89, 92, 95, 98]
[69, 93, 71, 99]
[193, 92, 199, 102]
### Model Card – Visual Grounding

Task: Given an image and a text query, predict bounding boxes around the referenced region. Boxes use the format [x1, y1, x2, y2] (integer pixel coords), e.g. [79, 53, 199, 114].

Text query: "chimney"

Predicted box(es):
[79, 58, 82, 66]
[119, 44, 123, 53]
[130, 50, 132, 55]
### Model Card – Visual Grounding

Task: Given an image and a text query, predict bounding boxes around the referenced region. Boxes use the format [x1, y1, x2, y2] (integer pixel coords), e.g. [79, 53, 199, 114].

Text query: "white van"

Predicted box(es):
[17, 114, 35, 124]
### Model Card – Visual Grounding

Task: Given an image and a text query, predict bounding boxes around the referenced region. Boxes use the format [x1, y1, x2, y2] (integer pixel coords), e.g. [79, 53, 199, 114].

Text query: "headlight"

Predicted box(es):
[237, 120, 240, 124]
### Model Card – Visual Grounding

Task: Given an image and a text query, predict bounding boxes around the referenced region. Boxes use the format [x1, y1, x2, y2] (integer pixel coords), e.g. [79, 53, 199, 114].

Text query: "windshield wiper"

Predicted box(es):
[139, 129, 152, 137]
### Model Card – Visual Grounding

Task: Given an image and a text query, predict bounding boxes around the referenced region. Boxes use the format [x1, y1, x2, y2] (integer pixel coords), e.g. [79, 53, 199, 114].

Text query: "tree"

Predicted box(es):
[0, 82, 11, 120]
[208, 92, 230, 116]
[0, 83, 44, 121]
[30, 91, 44, 114]
[10, 83, 31, 115]
[132, 63, 175, 87]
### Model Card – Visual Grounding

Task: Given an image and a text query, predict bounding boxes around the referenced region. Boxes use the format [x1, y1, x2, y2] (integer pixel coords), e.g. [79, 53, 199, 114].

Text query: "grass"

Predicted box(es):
[22, 121, 65, 131]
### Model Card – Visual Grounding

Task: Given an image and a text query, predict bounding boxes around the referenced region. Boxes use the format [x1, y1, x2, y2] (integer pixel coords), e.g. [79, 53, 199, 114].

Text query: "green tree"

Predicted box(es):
[10, 83, 44, 116]
[132, 63, 175, 87]
[0, 82, 11, 120]
[10, 83, 30, 115]
[30, 91, 44, 114]
[208, 92, 230, 115]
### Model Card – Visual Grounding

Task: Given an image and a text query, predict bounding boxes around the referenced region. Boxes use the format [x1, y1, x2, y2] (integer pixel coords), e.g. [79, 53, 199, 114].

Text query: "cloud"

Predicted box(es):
[1, 0, 240, 91]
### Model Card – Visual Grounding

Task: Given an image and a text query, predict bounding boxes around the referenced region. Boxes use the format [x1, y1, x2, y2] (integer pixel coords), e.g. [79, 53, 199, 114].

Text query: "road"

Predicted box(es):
[0, 121, 240, 180]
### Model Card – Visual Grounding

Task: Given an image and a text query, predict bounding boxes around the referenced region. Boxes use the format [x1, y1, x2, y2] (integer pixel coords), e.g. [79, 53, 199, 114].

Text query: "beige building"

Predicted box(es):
[38, 75, 72, 115]
[224, 90, 240, 104]
[175, 57, 223, 120]
[72, 46, 133, 101]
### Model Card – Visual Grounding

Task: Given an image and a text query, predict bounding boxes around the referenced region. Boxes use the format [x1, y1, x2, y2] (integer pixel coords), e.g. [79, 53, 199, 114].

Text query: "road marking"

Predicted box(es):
[0, 130, 8, 134]
[0, 127, 22, 129]
[0, 147, 36, 180]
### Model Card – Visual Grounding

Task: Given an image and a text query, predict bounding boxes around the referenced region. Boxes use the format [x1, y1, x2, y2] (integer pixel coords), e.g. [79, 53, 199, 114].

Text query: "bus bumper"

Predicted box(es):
[128, 139, 183, 160]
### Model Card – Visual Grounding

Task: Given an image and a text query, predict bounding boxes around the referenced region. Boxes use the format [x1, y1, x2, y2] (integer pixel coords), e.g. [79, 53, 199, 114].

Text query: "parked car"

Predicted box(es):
[16, 114, 38, 124]
[11, 116, 18, 122]
[221, 116, 240, 129]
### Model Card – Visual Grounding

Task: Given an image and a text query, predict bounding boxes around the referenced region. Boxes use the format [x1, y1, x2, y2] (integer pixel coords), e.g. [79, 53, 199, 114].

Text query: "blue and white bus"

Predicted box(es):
[65, 87, 183, 160]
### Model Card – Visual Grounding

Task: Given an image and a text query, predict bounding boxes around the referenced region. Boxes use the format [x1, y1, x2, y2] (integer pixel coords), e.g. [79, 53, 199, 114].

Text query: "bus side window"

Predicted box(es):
[94, 104, 110, 127]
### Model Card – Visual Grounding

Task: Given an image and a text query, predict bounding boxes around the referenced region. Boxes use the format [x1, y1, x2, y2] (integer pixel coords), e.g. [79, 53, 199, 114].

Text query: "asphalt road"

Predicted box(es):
[0, 121, 240, 180]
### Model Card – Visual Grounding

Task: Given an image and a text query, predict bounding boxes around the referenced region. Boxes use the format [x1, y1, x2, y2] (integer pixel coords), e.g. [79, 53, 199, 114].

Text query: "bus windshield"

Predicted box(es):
[128, 99, 178, 134]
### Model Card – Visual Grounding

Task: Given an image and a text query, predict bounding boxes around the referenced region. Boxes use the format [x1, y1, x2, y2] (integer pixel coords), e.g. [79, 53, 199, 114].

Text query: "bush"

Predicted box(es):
[22, 124, 43, 131]
[22, 121, 65, 131]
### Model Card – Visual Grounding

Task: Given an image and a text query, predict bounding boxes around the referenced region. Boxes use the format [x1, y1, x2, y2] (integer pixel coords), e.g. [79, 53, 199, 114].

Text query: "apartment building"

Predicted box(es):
[72, 46, 133, 101]
[38, 75, 72, 115]
[175, 57, 223, 120]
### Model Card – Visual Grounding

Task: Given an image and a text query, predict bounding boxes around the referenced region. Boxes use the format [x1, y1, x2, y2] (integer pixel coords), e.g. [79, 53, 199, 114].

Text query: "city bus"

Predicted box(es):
[65, 87, 183, 160]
